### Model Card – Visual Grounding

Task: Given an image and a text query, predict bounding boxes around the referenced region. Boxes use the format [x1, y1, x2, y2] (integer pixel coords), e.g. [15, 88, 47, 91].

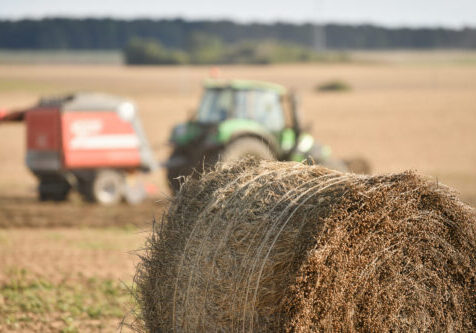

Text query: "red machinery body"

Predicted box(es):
[25, 108, 61, 172]
[26, 108, 61, 152]
[24, 93, 155, 173]
[2, 93, 157, 204]
[62, 111, 141, 168]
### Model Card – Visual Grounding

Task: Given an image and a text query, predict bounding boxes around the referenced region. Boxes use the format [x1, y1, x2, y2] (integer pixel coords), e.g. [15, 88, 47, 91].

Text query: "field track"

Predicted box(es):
[0, 195, 166, 228]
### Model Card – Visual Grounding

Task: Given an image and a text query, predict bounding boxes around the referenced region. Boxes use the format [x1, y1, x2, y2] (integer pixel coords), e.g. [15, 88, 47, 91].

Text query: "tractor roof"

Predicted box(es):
[204, 79, 287, 95]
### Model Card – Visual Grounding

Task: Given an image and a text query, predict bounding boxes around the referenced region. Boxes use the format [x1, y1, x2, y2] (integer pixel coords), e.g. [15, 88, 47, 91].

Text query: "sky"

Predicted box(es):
[1, 0, 475, 28]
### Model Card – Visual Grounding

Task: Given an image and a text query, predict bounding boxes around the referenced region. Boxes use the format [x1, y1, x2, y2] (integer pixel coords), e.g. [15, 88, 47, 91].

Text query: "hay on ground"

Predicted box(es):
[135, 158, 476, 332]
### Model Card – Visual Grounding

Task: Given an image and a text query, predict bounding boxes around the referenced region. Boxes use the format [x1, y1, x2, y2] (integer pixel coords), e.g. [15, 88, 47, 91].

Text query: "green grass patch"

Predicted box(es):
[0, 268, 133, 331]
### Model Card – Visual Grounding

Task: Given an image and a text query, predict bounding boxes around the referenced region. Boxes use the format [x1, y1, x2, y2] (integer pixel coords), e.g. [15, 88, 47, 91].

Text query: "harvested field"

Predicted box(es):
[1, 60, 476, 229]
[135, 159, 476, 332]
[0, 55, 475, 331]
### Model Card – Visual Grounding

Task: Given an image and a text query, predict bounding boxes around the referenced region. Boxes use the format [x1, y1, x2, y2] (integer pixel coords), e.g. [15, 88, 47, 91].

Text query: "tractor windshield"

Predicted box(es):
[197, 87, 285, 132]
[235, 89, 284, 132]
[197, 88, 232, 123]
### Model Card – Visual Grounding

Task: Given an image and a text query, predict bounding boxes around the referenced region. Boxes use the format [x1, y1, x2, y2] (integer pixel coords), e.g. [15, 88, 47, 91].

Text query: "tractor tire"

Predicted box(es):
[166, 168, 178, 195]
[318, 158, 349, 173]
[166, 155, 217, 195]
[220, 137, 275, 163]
[166, 150, 193, 194]
[79, 169, 124, 205]
[167, 166, 185, 195]
[343, 157, 372, 174]
[167, 138, 274, 195]
[305, 144, 348, 173]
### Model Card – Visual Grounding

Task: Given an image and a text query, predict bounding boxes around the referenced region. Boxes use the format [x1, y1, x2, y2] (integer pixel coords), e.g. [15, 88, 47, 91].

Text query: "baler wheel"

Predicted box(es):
[80, 169, 124, 205]
[38, 178, 71, 202]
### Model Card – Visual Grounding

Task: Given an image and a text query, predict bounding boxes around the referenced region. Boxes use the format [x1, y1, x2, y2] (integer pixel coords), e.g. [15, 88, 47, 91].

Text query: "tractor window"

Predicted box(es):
[234, 91, 249, 119]
[197, 89, 233, 123]
[254, 91, 284, 131]
[235, 90, 284, 132]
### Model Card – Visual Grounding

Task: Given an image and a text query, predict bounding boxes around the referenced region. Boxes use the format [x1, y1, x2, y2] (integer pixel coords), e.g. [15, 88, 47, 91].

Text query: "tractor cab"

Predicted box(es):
[196, 80, 287, 133]
[169, 79, 304, 156]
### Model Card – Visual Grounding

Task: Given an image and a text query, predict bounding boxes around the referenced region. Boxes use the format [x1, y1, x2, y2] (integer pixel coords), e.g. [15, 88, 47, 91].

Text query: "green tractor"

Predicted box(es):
[165, 79, 369, 192]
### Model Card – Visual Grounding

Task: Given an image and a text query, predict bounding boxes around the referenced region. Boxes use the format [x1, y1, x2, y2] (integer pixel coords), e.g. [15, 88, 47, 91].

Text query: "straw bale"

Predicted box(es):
[135, 159, 476, 332]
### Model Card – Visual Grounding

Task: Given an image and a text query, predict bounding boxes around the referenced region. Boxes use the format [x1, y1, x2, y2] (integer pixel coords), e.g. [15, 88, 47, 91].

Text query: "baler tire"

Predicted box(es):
[80, 170, 124, 205]
[38, 178, 71, 202]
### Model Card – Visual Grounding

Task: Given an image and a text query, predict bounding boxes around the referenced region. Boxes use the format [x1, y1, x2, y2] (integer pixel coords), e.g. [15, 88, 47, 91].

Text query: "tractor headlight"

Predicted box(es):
[297, 135, 314, 153]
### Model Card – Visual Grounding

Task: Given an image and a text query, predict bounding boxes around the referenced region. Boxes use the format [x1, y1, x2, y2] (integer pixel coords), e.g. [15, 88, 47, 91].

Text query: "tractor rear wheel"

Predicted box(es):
[166, 149, 195, 194]
[306, 144, 348, 172]
[220, 137, 275, 163]
[167, 138, 275, 194]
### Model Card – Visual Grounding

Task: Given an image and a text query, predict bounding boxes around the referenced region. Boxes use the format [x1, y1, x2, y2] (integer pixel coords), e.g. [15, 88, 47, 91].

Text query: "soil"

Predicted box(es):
[0, 194, 167, 229]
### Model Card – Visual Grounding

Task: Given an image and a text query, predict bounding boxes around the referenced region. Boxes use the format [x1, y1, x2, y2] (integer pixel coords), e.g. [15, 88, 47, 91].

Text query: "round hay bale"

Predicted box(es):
[135, 159, 476, 332]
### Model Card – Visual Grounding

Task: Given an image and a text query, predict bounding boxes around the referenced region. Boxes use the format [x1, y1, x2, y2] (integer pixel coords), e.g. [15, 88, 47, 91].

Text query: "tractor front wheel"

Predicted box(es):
[220, 137, 275, 163]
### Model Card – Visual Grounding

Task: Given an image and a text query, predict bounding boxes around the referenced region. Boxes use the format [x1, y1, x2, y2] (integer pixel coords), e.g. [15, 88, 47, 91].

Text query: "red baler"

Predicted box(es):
[2, 93, 157, 204]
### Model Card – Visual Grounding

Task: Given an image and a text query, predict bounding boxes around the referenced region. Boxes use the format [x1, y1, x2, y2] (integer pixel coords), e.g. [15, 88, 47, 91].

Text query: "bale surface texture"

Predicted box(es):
[136, 159, 476, 332]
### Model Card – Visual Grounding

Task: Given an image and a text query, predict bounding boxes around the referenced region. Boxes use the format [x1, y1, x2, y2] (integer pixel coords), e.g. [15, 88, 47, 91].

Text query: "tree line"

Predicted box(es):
[123, 35, 351, 65]
[1, 18, 475, 51]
